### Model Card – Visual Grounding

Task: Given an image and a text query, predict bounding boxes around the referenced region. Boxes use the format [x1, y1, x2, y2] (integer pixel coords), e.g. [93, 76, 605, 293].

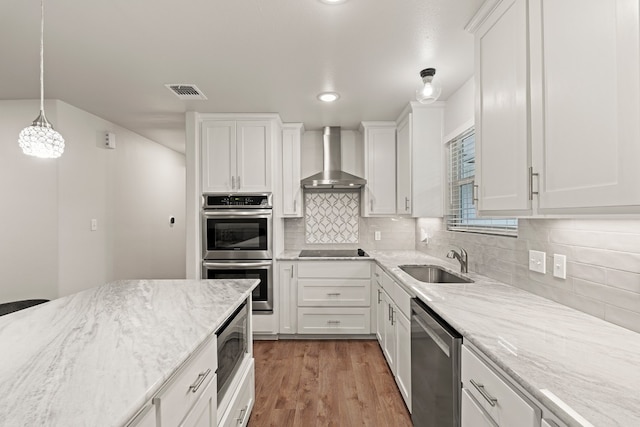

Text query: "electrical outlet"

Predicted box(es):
[529, 250, 546, 274]
[374, 231, 381, 241]
[553, 254, 567, 279]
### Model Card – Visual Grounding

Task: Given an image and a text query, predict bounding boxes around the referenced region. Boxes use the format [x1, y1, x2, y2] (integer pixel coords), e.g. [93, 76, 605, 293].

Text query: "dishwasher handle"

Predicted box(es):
[413, 309, 451, 357]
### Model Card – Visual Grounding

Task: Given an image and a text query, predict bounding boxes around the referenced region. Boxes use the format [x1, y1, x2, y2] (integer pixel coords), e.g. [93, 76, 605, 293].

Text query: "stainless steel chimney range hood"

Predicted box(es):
[300, 126, 367, 189]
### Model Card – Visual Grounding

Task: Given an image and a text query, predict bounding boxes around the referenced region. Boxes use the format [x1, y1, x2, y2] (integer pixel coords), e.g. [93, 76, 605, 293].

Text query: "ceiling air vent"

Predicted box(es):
[165, 84, 208, 100]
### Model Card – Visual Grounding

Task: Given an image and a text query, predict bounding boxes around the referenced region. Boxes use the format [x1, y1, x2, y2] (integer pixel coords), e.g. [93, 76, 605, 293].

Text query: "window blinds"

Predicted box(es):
[446, 129, 518, 237]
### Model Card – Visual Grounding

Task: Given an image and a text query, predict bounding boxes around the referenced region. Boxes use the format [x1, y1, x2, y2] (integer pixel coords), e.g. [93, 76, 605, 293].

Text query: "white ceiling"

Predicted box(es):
[0, 0, 484, 153]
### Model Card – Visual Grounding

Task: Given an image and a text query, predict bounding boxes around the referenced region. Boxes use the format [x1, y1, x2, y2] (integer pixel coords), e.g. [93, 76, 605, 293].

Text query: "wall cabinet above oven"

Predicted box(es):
[201, 118, 275, 193]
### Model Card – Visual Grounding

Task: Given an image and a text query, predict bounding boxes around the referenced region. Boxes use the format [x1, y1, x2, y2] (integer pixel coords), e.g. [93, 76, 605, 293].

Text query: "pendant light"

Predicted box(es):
[415, 68, 442, 104]
[18, 0, 65, 159]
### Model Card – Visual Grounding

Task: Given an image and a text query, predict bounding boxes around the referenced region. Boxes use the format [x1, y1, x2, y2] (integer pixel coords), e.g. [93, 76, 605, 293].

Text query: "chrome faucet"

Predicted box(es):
[446, 247, 468, 273]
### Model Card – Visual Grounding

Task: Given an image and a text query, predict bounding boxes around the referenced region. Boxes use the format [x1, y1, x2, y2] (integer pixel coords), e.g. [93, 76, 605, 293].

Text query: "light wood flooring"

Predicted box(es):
[248, 339, 412, 427]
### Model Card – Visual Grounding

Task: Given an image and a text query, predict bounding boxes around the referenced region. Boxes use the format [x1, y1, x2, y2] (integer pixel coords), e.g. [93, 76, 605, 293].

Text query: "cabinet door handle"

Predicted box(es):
[290, 266, 294, 278]
[370, 200, 374, 211]
[231, 176, 235, 190]
[237, 175, 241, 190]
[405, 197, 410, 210]
[237, 406, 248, 424]
[472, 184, 478, 206]
[293, 199, 297, 212]
[377, 289, 382, 304]
[391, 307, 395, 326]
[469, 379, 498, 407]
[388, 304, 392, 321]
[188, 368, 211, 393]
[529, 167, 539, 200]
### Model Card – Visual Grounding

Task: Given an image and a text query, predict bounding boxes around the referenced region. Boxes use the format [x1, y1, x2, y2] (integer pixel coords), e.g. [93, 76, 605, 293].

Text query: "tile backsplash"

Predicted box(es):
[305, 192, 359, 244]
[417, 217, 640, 334]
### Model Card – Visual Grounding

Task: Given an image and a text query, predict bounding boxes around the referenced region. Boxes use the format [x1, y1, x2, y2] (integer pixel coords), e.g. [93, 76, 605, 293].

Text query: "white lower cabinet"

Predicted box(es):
[218, 358, 255, 427]
[182, 374, 218, 427]
[462, 388, 497, 427]
[279, 261, 372, 335]
[153, 336, 218, 427]
[462, 345, 540, 427]
[374, 264, 412, 412]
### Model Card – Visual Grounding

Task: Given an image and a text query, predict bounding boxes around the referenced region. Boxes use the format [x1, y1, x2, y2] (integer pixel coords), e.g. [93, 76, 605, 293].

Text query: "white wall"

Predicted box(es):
[443, 78, 474, 142]
[0, 100, 186, 303]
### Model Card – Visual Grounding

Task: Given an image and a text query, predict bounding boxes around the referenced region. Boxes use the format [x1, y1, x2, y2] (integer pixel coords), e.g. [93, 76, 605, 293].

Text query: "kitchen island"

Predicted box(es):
[0, 278, 258, 426]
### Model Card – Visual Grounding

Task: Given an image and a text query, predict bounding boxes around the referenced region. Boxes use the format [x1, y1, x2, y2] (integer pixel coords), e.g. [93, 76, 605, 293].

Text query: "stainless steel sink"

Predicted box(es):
[399, 265, 474, 284]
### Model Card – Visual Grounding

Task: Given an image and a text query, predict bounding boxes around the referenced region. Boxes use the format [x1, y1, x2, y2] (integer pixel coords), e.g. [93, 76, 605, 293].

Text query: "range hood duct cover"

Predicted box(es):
[300, 126, 367, 189]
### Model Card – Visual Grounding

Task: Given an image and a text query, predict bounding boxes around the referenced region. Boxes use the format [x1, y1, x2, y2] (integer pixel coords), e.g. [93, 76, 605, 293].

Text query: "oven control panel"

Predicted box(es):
[203, 193, 272, 209]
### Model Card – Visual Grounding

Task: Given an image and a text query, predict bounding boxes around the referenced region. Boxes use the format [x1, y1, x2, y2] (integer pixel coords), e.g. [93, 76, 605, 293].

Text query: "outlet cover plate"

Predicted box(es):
[529, 250, 546, 274]
[553, 254, 567, 279]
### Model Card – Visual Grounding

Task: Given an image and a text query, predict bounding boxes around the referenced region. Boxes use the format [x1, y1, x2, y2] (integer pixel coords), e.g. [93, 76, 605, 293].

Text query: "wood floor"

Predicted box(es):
[248, 339, 412, 427]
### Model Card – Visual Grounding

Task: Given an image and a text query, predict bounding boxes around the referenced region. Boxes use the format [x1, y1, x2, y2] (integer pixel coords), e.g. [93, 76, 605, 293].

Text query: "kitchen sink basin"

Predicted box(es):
[399, 265, 474, 284]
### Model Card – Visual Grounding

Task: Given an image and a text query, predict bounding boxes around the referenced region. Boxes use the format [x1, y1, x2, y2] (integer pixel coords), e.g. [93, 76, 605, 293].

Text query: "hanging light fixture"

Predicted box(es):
[18, 0, 65, 159]
[415, 68, 442, 104]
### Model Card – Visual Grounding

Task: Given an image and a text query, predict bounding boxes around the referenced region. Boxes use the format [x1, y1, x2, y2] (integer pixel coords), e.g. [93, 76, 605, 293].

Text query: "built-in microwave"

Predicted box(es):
[216, 300, 248, 405]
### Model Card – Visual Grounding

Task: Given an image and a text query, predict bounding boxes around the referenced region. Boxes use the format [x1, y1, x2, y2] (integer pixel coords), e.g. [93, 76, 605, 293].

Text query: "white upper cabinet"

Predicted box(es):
[201, 118, 273, 193]
[530, 0, 640, 213]
[361, 122, 397, 216]
[469, 0, 640, 215]
[473, 0, 532, 215]
[281, 123, 303, 217]
[396, 103, 444, 217]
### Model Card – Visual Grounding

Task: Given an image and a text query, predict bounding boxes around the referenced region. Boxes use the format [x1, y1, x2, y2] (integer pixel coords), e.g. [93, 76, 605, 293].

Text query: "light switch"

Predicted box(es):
[91, 219, 98, 231]
[374, 231, 381, 241]
[529, 250, 546, 274]
[553, 254, 567, 279]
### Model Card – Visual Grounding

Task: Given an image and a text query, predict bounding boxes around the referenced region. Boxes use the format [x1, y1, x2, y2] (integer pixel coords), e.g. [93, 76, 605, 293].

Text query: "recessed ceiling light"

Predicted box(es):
[317, 92, 340, 102]
[319, 0, 348, 4]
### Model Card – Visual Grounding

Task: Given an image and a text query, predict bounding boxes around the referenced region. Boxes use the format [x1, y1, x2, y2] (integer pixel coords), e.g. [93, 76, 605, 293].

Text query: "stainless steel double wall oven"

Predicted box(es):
[202, 193, 273, 313]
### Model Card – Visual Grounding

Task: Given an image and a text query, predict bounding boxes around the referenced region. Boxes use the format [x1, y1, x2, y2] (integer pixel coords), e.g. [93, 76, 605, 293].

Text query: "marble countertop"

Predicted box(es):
[0, 279, 258, 427]
[367, 250, 640, 427]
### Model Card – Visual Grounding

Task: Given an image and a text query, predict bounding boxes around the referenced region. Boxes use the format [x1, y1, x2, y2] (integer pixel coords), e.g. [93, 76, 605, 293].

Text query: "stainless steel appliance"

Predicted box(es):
[411, 298, 463, 426]
[202, 193, 273, 313]
[201, 193, 272, 260]
[202, 260, 273, 313]
[216, 300, 248, 405]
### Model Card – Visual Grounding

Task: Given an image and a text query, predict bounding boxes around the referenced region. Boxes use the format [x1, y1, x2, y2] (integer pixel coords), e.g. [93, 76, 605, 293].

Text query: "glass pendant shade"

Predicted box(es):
[415, 68, 442, 104]
[18, 111, 65, 158]
[19, 0, 64, 159]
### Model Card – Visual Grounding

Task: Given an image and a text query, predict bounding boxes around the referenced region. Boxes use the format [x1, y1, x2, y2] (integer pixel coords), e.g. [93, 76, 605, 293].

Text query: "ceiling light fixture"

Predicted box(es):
[18, 0, 65, 159]
[415, 68, 442, 105]
[319, 0, 349, 5]
[317, 92, 340, 103]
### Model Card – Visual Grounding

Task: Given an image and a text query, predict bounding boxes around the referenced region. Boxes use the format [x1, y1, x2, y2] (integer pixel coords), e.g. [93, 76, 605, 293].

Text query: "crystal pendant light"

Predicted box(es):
[415, 68, 442, 105]
[18, 0, 65, 159]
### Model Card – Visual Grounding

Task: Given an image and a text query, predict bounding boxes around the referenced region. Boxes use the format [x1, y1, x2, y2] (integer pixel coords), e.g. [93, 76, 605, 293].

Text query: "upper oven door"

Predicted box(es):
[202, 209, 272, 260]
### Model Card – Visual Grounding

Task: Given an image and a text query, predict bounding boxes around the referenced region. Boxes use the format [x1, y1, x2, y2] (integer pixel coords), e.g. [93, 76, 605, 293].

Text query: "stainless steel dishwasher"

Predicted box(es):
[411, 298, 462, 427]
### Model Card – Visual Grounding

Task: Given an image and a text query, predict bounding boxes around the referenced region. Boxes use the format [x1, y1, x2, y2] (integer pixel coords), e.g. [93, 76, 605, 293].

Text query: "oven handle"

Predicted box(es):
[202, 209, 272, 217]
[203, 261, 273, 269]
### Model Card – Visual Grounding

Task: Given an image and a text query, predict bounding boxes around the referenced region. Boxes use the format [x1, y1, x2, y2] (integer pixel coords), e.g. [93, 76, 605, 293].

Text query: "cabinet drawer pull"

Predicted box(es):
[188, 368, 211, 393]
[326, 292, 341, 296]
[237, 406, 248, 424]
[470, 379, 498, 407]
[327, 320, 341, 325]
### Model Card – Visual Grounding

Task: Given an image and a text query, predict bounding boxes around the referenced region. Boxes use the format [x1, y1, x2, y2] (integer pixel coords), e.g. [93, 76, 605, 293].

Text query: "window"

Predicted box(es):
[447, 129, 517, 236]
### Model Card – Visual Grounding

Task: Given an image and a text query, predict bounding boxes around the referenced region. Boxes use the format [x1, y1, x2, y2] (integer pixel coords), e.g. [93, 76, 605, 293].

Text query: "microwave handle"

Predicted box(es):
[201, 210, 272, 217]
[203, 261, 272, 269]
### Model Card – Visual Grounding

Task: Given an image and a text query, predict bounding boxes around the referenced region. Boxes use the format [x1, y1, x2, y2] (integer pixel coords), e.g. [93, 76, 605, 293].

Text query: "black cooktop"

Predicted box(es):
[298, 249, 369, 258]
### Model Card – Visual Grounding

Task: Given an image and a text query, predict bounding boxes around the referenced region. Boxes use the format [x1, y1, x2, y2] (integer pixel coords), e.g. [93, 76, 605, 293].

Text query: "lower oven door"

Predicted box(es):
[202, 260, 273, 313]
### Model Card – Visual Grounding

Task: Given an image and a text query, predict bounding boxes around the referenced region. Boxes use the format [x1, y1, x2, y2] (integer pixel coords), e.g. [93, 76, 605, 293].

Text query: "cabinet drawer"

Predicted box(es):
[180, 372, 217, 427]
[298, 279, 371, 306]
[153, 335, 217, 427]
[297, 308, 371, 334]
[297, 261, 371, 279]
[461, 388, 497, 427]
[373, 264, 384, 286]
[462, 346, 539, 427]
[392, 282, 412, 318]
[381, 270, 395, 294]
[219, 358, 255, 427]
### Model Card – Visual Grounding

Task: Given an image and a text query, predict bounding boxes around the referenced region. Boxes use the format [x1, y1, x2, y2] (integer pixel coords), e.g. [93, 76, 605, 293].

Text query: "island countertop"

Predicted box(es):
[0, 279, 258, 427]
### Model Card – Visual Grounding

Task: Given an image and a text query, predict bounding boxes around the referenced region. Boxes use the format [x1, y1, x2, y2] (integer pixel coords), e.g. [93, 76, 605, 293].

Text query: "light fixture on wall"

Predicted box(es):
[18, 0, 65, 159]
[415, 68, 442, 104]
